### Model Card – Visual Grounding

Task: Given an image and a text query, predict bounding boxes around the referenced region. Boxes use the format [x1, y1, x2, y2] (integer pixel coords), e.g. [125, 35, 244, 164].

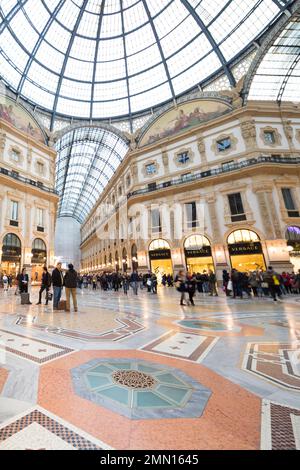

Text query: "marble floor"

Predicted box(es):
[0, 286, 299, 450]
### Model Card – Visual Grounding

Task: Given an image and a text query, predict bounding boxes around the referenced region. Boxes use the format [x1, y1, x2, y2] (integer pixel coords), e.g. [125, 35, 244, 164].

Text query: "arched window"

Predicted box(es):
[3, 233, 21, 248]
[286, 226, 300, 243]
[228, 230, 260, 245]
[149, 239, 170, 251]
[184, 235, 210, 249]
[32, 238, 47, 264]
[32, 238, 46, 251]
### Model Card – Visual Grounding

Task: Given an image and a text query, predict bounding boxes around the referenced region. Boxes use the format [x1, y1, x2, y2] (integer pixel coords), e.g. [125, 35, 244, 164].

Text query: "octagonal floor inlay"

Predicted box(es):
[71, 358, 211, 420]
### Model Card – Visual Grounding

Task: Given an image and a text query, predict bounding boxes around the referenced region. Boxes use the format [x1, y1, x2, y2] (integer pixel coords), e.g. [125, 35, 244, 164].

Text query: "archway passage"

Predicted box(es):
[184, 235, 214, 274]
[286, 226, 300, 272]
[1, 233, 22, 277]
[228, 229, 266, 272]
[31, 239, 47, 282]
[149, 239, 173, 282]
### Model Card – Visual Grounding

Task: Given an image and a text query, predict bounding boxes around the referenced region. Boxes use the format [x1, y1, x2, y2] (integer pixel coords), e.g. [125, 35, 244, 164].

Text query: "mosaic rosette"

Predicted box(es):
[71, 358, 211, 420]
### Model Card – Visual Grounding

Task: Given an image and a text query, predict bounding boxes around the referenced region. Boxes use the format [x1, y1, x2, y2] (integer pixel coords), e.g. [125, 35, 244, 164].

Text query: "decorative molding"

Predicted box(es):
[27, 147, 33, 164]
[173, 147, 194, 168]
[240, 119, 257, 149]
[162, 148, 169, 170]
[255, 191, 274, 239]
[197, 135, 207, 164]
[205, 194, 221, 242]
[260, 126, 282, 147]
[211, 132, 238, 156]
[0, 130, 6, 158]
[265, 191, 282, 238]
[282, 119, 294, 147]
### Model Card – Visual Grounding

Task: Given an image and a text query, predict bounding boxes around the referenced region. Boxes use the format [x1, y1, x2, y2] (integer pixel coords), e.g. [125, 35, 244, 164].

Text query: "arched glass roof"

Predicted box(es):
[0, 0, 291, 123]
[55, 127, 129, 223]
[248, 14, 300, 102]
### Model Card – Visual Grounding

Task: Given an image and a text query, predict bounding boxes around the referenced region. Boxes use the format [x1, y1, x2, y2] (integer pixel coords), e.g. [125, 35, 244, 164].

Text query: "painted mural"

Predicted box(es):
[140, 99, 231, 146]
[0, 95, 45, 144]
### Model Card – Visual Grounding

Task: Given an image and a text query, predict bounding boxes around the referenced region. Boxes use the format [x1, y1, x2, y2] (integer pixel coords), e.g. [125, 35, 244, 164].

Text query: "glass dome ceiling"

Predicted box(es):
[0, 0, 291, 123]
[55, 126, 128, 222]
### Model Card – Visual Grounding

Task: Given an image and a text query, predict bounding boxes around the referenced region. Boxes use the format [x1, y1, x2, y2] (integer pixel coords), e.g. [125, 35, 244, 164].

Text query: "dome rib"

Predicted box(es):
[50, 0, 90, 130]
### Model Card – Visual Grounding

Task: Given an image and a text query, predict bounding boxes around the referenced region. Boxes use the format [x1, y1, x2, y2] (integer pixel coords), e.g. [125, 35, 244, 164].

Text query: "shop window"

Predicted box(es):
[228, 193, 246, 222]
[282, 188, 300, 217]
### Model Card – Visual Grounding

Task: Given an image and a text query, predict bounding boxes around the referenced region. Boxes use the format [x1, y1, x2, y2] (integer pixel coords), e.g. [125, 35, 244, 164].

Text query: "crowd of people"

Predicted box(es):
[1, 264, 300, 307]
[174, 266, 300, 305]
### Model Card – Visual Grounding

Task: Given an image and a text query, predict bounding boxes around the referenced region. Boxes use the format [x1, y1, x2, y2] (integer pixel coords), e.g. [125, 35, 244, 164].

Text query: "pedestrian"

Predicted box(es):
[175, 270, 187, 306]
[186, 272, 196, 305]
[130, 270, 139, 295]
[208, 270, 218, 296]
[64, 264, 78, 312]
[36, 267, 52, 305]
[52, 262, 64, 310]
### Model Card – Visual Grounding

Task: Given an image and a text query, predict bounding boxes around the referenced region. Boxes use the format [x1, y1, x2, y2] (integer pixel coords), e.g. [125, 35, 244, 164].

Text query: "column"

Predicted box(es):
[23, 203, 32, 269]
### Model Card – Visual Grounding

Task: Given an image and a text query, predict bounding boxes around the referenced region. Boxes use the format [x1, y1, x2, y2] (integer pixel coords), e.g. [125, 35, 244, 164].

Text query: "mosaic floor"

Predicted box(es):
[0, 286, 299, 450]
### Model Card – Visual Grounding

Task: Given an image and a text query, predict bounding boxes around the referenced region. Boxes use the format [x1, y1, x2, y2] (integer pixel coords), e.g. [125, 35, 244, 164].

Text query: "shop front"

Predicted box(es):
[31, 238, 47, 282]
[286, 226, 300, 272]
[1, 233, 22, 277]
[149, 239, 173, 282]
[184, 235, 215, 273]
[228, 229, 266, 272]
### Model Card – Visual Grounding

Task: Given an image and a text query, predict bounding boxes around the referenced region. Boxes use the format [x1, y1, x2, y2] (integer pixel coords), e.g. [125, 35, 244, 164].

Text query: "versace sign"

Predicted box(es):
[228, 242, 262, 256]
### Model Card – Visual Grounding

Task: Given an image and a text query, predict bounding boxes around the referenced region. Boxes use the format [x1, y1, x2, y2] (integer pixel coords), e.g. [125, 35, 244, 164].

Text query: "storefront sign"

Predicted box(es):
[229, 242, 262, 255]
[149, 249, 171, 260]
[185, 247, 212, 258]
[1, 246, 21, 262]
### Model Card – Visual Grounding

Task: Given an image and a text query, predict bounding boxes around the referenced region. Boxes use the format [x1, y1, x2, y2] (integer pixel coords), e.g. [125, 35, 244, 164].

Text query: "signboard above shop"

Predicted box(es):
[228, 242, 263, 256]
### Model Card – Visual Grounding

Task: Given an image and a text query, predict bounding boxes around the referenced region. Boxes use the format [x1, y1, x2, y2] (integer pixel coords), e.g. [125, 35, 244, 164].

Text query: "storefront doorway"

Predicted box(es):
[149, 239, 173, 283]
[1, 233, 22, 278]
[31, 238, 47, 282]
[228, 229, 266, 272]
[286, 226, 300, 272]
[184, 235, 214, 273]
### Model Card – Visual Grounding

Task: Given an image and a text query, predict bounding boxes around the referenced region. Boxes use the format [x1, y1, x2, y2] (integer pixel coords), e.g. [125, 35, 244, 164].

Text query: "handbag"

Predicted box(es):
[227, 280, 233, 291]
[46, 291, 53, 301]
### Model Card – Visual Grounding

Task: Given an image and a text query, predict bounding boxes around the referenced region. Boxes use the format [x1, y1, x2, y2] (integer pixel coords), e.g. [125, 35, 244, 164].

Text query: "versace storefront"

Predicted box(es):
[184, 235, 215, 274]
[148, 239, 173, 280]
[228, 230, 266, 272]
[1, 233, 22, 277]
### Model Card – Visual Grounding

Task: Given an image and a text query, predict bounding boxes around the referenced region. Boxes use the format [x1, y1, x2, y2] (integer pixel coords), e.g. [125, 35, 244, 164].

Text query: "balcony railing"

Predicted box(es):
[127, 155, 300, 199]
[81, 155, 300, 245]
[0, 167, 58, 195]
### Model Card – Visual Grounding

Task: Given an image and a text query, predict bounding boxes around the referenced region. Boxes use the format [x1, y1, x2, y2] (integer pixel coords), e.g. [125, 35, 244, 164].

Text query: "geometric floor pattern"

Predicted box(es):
[1, 286, 300, 449]
[71, 358, 212, 419]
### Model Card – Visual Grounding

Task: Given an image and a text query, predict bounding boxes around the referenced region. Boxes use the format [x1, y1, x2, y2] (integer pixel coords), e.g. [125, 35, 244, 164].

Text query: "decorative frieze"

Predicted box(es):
[240, 119, 257, 149]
